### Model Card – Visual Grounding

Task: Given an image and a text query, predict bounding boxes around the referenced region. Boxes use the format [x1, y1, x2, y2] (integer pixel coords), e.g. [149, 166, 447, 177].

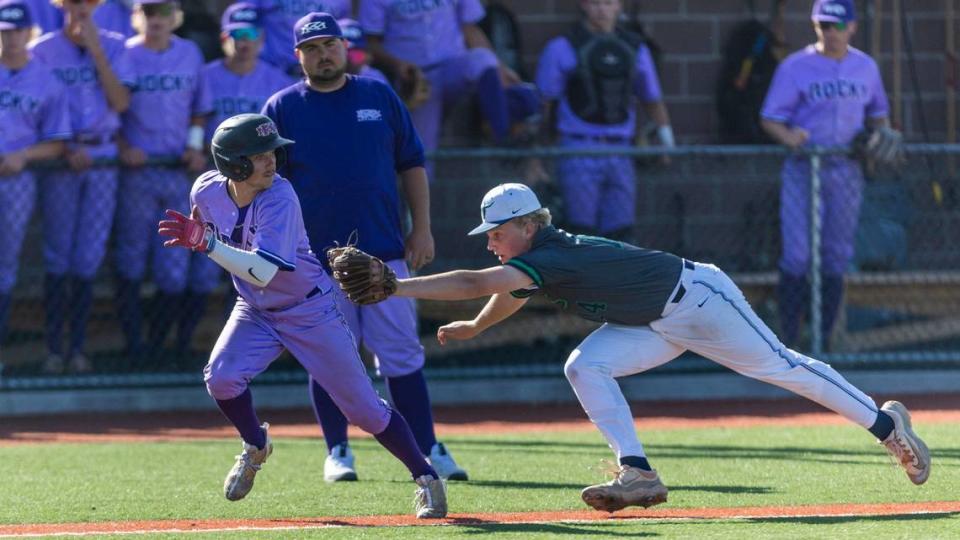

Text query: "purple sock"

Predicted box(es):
[374, 408, 437, 480]
[386, 369, 437, 455]
[476, 68, 511, 142]
[215, 388, 266, 449]
[309, 378, 349, 452]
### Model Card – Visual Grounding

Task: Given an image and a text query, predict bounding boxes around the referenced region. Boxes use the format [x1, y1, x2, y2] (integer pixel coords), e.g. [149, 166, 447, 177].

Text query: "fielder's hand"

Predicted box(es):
[437, 321, 481, 345]
[327, 246, 398, 305]
[158, 207, 214, 252]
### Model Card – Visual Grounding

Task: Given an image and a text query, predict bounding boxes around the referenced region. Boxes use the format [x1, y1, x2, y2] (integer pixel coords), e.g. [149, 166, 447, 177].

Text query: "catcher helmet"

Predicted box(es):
[211, 114, 294, 181]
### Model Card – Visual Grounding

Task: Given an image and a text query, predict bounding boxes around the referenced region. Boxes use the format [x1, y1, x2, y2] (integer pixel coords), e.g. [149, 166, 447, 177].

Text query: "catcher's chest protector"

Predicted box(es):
[565, 24, 640, 125]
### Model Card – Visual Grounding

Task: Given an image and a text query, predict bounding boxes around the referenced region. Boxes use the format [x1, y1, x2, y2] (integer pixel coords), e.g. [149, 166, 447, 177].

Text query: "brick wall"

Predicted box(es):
[498, 0, 956, 143]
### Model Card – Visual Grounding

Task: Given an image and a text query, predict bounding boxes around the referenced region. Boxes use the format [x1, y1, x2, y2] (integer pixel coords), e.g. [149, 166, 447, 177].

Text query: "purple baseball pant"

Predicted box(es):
[331, 259, 425, 377]
[779, 156, 865, 277]
[0, 172, 36, 293]
[556, 136, 637, 234]
[205, 290, 392, 434]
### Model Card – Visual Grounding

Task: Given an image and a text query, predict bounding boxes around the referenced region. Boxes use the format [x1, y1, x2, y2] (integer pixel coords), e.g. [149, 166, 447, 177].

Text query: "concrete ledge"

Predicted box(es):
[2, 369, 959, 416]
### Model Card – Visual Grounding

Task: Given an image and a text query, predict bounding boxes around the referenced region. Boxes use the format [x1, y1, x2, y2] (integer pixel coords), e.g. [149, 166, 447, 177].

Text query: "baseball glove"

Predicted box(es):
[852, 126, 905, 170]
[327, 246, 398, 305]
[397, 69, 431, 110]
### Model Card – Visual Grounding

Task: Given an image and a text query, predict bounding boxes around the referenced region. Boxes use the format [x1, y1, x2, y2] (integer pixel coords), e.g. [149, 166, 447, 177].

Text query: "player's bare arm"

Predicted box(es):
[400, 166, 434, 270]
[761, 118, 809, 149]
[461, 23, 520, 85]
[0, 140, 66, 176]
[437, 292, 529, 345]
[396, 265, 532, 301]
[365, 34, 422, 82]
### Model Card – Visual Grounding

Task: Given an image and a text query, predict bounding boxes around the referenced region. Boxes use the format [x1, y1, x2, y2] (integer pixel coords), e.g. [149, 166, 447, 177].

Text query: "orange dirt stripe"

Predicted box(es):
[2, 502, 959, 536]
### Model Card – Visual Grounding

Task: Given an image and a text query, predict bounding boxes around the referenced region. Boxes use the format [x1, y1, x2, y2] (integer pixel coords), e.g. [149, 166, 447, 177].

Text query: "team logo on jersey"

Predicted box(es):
[300, 21, 327, 34]
[256, 122, 279, 137]
[356, 109, 382, 122]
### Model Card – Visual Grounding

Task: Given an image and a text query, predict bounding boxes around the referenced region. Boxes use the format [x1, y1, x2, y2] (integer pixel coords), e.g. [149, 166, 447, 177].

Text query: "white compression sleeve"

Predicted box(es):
[207, 238, 279, 287]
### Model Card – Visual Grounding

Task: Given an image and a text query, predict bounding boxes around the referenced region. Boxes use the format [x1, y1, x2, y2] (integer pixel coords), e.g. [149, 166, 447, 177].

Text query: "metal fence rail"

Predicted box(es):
[3, 144, 960, 388]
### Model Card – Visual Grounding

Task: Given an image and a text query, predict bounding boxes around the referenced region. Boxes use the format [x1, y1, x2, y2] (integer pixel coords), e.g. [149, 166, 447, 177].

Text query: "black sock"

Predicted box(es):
[868, 411, 895, 440]
[619, 455, 652, 471]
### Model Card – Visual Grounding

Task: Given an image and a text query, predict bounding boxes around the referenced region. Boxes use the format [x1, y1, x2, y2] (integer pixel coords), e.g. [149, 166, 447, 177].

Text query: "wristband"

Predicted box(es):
[187, 125, 205, 151]
[657, 125, 676, 148]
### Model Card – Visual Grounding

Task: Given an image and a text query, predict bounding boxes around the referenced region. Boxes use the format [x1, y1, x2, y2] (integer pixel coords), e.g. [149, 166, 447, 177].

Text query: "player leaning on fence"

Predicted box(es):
[328, 182, 931, 513]
[760, 0, 902, 349]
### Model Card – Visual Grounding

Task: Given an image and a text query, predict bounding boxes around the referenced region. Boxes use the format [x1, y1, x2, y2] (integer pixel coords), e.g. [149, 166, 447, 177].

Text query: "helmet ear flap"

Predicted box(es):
[212, 147, 254, 181]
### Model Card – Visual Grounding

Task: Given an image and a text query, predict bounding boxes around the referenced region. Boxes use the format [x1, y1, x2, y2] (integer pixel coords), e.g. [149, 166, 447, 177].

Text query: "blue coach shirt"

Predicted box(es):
[262, 75, 425, 266]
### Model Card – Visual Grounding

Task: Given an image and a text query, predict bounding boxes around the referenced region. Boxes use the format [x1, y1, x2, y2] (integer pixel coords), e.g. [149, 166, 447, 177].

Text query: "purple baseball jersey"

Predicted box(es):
[359, 0, 485, 67]
[761, 45, 888, 146]
[202, 59, 294, 140]
[122, 35, 212, 155]
[255, 0, 352, 72]
[190, 170, 331, 311]
[30, 29, 134, 152]
[536, 36, 662, 139]
[0, 58, 71, 155]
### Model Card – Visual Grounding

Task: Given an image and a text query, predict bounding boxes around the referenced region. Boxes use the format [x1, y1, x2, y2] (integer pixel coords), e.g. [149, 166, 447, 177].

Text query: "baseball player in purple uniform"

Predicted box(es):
[156, 113, 447, 518]
[30, 0, 133, 374]
[535, 0, 675, 241]
[0, 1, 71, 353]
[262, 13, 466, 483]
[353, 181, 930, 512]
[761, 0, 891, 348]
[203, 3, 294, 142]
[338, 17, 387, 84]
[24, 0, 133, 37]
[253, 0, 350, 77]
[360, 0, 530, 170]
[115, 0, 212, 357]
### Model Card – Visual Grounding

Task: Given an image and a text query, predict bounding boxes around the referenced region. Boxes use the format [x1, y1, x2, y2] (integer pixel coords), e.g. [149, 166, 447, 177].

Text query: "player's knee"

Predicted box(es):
[341, 400, 391, 434]
[467, 48, 499, 77]
[564, 354, 584, 383]
[203, 358, 246, 400]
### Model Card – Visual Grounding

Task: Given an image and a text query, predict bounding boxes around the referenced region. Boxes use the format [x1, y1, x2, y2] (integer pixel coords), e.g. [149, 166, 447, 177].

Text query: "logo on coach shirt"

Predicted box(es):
[356, 109, 382, 122]
[300, 21, 327, 34]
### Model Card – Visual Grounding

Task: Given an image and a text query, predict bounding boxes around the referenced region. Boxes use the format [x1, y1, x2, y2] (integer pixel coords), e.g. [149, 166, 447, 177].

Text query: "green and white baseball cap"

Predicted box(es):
[468, 183, 542, 235]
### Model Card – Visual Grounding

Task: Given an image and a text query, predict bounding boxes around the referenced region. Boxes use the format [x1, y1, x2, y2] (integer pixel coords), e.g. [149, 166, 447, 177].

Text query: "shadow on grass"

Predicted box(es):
[449, 520, 656, 537]
[742, 512, 960, 525]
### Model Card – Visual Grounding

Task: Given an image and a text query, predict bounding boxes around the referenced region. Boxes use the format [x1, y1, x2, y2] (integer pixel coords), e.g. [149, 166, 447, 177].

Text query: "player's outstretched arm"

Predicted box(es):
[396, 265, 532, 301]
[437, 293, 528, 345]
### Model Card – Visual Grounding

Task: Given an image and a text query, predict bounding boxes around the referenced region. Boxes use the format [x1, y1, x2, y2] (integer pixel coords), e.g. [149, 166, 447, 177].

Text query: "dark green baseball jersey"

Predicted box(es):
[506, 226, 683, 325]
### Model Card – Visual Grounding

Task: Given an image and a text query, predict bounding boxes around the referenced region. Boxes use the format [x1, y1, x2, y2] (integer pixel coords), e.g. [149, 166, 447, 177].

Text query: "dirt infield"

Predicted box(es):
[2, 393, 959, 445]
[2, 502, 959, 537]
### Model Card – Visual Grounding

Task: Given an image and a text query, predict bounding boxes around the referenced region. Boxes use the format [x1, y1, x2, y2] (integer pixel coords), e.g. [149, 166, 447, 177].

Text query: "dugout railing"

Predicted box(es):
[2, 144, 960, 389]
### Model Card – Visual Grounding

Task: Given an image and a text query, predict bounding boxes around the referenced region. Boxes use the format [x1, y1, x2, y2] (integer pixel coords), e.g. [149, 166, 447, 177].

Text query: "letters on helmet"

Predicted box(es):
[255, 122, 278, 137]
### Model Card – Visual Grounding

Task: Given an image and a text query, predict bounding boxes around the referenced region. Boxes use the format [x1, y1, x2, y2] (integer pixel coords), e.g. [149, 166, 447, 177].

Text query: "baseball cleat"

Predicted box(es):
[428, 442, 468, 481]
[880, 401, 931, 485]
[323, 442, 358, 482]
[413, 475, 448, 519]
[581, 466, 668, 512]
[223, 423, 272, 501]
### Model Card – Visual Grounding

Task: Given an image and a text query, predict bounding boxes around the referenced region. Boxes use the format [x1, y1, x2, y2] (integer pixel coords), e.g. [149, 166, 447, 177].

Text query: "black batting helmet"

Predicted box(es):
[211, 114, 294, 181]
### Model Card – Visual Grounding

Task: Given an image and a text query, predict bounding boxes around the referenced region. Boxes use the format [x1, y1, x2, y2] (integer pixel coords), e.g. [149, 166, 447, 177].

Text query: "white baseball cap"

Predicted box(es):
[468, 183, 542, 236]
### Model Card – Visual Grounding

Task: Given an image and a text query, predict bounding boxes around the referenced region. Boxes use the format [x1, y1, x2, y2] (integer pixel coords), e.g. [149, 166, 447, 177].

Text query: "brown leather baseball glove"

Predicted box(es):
[327, 246, 398, 305]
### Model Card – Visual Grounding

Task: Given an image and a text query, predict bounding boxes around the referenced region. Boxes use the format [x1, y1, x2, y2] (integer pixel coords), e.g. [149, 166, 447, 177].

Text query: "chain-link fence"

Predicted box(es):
[3, 145, 960, 387]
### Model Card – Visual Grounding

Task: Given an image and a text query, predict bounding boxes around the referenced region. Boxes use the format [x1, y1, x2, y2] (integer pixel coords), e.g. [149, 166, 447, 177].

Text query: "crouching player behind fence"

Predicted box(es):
[155, 113, 447, 519]
[328, 182, 931, 513]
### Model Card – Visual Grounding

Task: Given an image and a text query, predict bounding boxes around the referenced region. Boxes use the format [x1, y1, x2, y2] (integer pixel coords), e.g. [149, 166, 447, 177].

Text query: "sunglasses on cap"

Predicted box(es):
[817, 21, 847, 32]
[142, 3, 175, 17]
[229, 27, 260, 41]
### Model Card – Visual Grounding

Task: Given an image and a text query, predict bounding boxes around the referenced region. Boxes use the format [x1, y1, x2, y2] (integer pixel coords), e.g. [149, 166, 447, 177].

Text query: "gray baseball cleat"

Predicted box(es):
[323, 442, 358, 482]
[223, 423, 273, 501]
[880, 401, 931, 485]
[428, 442, 468, 481]
[581, 465, 668, 512]
[413, 475, 448, 519]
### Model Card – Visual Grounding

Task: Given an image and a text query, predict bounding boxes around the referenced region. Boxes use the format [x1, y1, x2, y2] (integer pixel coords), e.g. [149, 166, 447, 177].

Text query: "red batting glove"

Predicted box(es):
[158, 209, 214, 252]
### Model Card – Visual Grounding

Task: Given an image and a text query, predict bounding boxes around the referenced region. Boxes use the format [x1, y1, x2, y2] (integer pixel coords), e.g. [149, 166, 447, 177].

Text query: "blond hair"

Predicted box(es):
[514, 208, 552, 229]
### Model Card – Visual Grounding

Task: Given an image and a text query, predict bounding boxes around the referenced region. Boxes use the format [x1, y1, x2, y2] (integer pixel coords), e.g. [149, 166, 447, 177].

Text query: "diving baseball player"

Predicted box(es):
[156, 113, 447, 519]
[254, 0, 350, 77]
[115, 0, 212, 357]
[0, 1, 71, 352]
[535, 0, 674, 240]
[761, 0, 894, 348]
[262, 13, 466, 482]
[202, 2, 293, 142]
[30, 0, 134, 374]
[330, 182, 932, 513]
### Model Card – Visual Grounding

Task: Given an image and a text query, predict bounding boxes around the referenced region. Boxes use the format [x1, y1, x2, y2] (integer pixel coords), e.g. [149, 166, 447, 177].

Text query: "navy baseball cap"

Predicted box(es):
[338, 18, 365, 50]
[811, 0, 856, 23]
[293, 12, 342, 48]
[0, 1, 32, 30]
[222, 2, 260, 32]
